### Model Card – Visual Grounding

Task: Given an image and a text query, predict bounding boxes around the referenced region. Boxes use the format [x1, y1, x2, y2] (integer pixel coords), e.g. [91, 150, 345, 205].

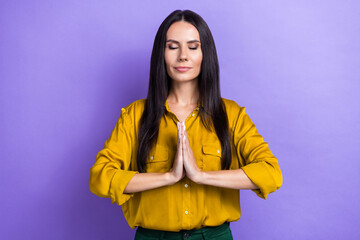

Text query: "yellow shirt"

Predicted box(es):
[89, 98, 282, 231]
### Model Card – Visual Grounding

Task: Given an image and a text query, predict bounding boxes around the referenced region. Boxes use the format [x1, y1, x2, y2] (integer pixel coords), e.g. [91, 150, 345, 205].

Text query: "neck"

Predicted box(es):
[167, 79, 199, 106]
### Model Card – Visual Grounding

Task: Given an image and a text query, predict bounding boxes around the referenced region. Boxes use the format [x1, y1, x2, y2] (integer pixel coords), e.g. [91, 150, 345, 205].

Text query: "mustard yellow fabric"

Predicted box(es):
[89, 98, 282, 231]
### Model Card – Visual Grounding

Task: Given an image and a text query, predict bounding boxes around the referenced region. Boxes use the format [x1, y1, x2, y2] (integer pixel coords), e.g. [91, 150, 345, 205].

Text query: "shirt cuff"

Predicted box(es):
[241, 161, 278, 200]
[109, 170, 138, 205]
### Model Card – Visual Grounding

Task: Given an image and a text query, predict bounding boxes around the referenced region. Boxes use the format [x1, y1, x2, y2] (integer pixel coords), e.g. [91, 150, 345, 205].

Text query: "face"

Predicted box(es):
[164, 21, 203, 83]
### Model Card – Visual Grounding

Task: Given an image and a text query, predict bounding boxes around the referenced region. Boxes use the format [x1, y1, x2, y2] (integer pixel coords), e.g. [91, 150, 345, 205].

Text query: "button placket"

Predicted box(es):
[182, 179, 191, 229]
[183, 105, 199, 129]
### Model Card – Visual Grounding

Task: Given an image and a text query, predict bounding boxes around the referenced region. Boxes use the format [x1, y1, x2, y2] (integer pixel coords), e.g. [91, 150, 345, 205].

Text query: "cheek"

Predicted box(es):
[164, 57, 172, 73]
[194, 53, 203, 69]
[164, 51, 176, 68]
[164, 52, 170, 67]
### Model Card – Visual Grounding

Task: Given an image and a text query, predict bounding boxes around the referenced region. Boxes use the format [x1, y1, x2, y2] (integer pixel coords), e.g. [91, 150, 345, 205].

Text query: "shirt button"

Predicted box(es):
[192, 113, 195, 117]
[217, 150, 220, 153]
[184, 233, 190, 239]
[150, 156, 154, 160]
[184, 184, 188, 188]
[185, 210, 189, 215]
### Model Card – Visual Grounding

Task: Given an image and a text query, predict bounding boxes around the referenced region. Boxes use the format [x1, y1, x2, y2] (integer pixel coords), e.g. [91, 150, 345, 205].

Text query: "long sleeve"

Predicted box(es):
[89, 108, 138, 205]
[232, 106, 282, 199]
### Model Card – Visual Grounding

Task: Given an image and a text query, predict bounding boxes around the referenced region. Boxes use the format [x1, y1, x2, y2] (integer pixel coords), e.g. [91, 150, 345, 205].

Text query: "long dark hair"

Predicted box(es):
[137, 10, 231, 172]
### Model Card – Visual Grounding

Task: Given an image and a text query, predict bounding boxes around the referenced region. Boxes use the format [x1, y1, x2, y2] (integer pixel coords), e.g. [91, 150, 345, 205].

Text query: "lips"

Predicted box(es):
[174, 67, 192, 72]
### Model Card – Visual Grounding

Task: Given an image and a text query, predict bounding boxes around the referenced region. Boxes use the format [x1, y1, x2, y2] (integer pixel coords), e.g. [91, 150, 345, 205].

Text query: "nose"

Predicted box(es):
[178, 48, 188, 62]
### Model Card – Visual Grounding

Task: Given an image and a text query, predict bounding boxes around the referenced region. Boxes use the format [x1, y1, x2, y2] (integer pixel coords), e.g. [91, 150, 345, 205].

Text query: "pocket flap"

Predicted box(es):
[202, 144, 222, 157]
[147, 145, 169, 163]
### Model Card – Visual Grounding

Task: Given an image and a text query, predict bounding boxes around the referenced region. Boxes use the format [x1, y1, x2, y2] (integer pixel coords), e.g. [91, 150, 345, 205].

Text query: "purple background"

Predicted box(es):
[1, 1, 359, 239]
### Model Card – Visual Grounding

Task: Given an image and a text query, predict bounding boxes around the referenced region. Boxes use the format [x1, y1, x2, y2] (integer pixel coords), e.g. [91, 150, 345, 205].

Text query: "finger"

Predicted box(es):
[182, 122, 185, 137]
[180, 129, 184, 159]
[181, 124, 184, 149]
[177, 122, 180, 146]
[183, 122, 188, 138]
[178, 122, 184, 144]
[181, 124, 186, 150]
[183, 128, 194, 158]
[183, 125, 190, 147]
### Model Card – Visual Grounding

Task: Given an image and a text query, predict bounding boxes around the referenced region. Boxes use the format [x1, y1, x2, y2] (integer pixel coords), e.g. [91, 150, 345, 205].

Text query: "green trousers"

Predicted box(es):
[134, 222, 233, 240]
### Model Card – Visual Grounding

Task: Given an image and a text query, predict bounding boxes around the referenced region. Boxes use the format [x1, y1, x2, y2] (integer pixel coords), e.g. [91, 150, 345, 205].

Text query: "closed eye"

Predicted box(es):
[189, 43, 200, 50]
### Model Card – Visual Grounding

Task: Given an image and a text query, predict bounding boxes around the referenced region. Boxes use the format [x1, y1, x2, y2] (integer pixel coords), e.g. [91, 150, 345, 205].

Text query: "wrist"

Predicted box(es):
[165, 171, 177, 185]
[193, 170, 206, 185]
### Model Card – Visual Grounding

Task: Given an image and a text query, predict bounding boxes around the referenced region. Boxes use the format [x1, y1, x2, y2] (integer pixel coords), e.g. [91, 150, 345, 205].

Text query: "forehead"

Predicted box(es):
[166, 21, 200, 41]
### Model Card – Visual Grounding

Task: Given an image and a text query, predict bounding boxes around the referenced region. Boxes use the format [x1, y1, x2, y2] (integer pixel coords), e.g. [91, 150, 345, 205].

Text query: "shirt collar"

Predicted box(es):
[164, 98, 201, 112]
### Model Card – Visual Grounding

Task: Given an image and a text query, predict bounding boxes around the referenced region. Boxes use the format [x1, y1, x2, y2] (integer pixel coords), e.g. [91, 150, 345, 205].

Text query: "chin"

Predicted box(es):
[170, 75, 199, 83]
[172, 78, 197, 83]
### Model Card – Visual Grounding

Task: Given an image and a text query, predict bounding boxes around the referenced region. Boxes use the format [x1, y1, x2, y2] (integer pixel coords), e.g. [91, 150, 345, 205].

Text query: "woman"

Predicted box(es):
[89, 10, 282, 239]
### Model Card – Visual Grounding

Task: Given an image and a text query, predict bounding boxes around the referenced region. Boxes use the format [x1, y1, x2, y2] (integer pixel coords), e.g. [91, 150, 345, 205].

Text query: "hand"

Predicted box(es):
[180, 122, 203, 183]
[169, 122, 185, 183]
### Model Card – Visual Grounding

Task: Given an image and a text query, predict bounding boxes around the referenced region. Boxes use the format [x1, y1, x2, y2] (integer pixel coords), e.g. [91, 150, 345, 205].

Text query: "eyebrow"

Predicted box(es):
[166, 39, 201, 44]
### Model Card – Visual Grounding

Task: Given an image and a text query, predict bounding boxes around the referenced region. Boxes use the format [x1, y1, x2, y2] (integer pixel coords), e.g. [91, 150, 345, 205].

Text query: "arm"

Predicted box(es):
[179, 122, 258, 189]
[233, 107, 282, 199]
[123, 172, 174, 193]
[124, 121, 186, 193]
[89, 108, 138, 205]
[181, 106, 282, 199]
[194, 169, 258, 189]
[91, 111, 185, 198]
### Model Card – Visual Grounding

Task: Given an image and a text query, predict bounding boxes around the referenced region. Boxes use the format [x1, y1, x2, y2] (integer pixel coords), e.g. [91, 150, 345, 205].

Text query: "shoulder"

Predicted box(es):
[122, 99, 146, 113]
[221, 97, 245, 114]
[119, 99, 147, 126]
[221, 98, 248, 130]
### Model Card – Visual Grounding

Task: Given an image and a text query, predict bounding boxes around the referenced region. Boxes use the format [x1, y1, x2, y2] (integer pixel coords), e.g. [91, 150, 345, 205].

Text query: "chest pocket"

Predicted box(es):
[201, 144, 222, 171]
[146, 145, 170, 173]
